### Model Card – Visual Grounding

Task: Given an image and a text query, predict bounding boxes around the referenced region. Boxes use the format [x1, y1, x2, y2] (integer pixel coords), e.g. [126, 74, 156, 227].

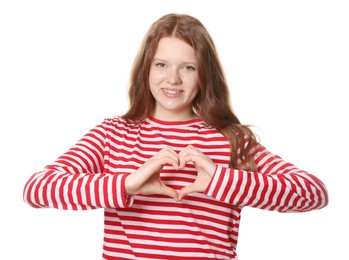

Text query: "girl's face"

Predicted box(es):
[149, 37, 199, 121]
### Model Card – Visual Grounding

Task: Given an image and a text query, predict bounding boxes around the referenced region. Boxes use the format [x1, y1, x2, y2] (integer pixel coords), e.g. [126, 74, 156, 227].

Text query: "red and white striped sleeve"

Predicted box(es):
[204, 145, 329, 212]
[23, 119, 130, 210]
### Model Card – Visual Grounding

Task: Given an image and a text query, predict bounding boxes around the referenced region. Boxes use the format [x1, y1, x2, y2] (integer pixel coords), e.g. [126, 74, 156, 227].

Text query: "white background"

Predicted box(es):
[1, 0, 348, 259]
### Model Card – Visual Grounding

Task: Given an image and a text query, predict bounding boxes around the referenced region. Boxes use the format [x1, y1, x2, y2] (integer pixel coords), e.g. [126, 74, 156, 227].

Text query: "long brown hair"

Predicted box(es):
[123, 13, 258, 171]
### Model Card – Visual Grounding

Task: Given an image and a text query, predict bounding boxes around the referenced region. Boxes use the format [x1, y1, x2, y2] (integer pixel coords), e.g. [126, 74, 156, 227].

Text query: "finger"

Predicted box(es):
[179, 154, 194, 169]
[179, 145, 203, 168]
[158, 148, 179, 167]
[160, 147, 178, 158]
[178, 184, 195, 201]
[179, 148, 194, 169]
[160, 184, 179, 202]
[180, 151, 215, 174]
[178, 145, 197, 157]
[157, 156, 179, 170]
[180, 153, 205, 170]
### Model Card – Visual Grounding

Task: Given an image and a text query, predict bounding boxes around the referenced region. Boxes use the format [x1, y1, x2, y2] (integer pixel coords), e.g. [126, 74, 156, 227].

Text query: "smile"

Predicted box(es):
[163, 89, 183, 95]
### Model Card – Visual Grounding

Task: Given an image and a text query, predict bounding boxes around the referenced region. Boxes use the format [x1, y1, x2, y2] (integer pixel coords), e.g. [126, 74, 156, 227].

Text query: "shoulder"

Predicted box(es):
[103, 116, 127, 125]
[101, 116, 140, 131]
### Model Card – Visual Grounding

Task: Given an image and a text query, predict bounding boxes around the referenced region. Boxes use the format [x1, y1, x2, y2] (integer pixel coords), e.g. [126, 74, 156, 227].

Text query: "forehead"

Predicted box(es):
[154, 37, 196, 62]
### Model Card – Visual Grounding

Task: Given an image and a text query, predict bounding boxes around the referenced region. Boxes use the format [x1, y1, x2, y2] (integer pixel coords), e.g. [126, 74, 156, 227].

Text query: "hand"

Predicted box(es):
[178, 145, 216, 201]
[125, 147, 180, 201]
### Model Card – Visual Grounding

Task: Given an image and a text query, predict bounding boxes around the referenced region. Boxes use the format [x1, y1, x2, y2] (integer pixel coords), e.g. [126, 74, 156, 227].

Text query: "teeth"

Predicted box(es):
[163, 89, 182, 94]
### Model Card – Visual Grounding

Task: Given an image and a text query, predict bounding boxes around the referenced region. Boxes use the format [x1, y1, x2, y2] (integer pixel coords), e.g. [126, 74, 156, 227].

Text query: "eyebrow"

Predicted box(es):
[152, 58, 197, 65]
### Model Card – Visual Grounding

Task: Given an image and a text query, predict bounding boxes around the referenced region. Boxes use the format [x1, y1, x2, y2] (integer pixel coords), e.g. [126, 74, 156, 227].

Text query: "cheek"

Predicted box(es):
[184, 76, 199, 93]
[149, 71, 165, 86]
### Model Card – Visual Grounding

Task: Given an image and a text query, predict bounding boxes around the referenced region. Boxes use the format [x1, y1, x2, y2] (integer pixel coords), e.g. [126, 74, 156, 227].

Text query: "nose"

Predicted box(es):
[167, 68, 182, 85]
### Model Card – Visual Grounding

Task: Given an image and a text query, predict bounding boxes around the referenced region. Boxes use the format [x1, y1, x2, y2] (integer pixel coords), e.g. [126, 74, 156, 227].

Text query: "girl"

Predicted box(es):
[23, 13, 328, 259]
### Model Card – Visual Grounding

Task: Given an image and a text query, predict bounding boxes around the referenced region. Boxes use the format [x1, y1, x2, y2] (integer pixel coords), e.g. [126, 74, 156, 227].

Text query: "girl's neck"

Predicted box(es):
[150, 110, 198, 122]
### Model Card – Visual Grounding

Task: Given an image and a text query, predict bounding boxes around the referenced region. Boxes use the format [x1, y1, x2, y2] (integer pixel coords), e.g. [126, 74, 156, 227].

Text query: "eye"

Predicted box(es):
[155, 62, 166, 68]
[184, 65, 196, 71]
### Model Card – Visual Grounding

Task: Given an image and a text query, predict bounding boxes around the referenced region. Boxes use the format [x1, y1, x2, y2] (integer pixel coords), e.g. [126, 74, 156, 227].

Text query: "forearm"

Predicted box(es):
[23, 168, 130, 210]
[204, 150, 328, 212]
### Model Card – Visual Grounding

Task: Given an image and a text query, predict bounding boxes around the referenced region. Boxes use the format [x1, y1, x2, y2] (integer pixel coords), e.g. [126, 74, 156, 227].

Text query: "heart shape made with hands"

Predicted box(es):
[125, 145, 216, 202]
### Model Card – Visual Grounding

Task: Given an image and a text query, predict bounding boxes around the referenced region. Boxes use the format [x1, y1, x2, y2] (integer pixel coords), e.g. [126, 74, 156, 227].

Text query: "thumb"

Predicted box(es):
[178, 184, 196, 201]
[160, 184, 179, 202]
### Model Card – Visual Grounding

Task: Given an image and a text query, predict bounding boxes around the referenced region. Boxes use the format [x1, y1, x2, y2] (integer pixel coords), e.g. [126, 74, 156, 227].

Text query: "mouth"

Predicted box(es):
[162, 88, 184, 98]
[162, 88, 183, 95]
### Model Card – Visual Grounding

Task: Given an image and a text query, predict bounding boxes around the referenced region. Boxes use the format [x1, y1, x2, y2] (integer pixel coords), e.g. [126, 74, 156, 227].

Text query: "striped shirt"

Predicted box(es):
[23, 116, 328, 259]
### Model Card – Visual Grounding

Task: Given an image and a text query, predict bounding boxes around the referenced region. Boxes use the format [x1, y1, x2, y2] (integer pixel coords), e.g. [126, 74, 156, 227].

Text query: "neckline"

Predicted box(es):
[146, 115, 203, 127]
